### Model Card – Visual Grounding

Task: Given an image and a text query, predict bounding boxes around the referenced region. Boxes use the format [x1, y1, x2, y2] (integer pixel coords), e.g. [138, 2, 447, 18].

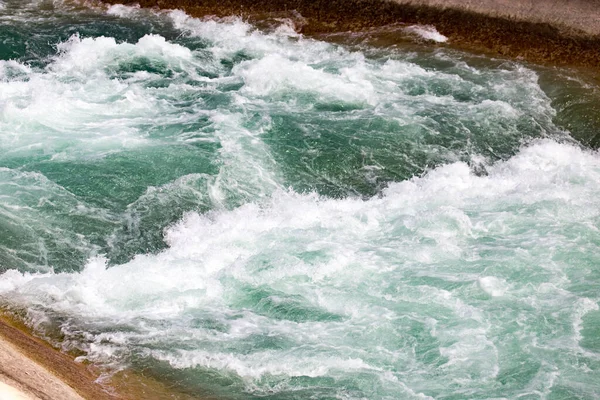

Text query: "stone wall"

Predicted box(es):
[403, 0, 600, 35]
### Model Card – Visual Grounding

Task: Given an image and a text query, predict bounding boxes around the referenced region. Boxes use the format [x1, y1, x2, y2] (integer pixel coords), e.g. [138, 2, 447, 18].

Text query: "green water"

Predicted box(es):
[1, 1, 600, 398]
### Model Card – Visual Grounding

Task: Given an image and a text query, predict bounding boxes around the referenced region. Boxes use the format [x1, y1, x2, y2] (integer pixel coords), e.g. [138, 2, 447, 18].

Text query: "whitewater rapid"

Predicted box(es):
[0, 1, 599, 399]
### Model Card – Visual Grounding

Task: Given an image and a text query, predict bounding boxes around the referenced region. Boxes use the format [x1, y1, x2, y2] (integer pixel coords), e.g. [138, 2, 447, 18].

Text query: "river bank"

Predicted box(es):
[97, 0, 600, 68]
[0, 312, 209, 399]
[0, 313, 114, 400]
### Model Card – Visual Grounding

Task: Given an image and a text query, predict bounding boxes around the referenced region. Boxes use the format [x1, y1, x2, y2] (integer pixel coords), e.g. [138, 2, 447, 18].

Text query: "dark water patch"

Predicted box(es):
[232, 286, 344, 323]
[27, 146, 217, 210]
[537, 68, 600, 149]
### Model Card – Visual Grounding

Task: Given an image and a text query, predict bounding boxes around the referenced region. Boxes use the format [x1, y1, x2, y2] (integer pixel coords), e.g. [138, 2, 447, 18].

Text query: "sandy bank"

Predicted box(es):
[0, 312, 211, 399]
[0, 336, 84, 400]
[0, 315, 117, 400]
[100, 0, 600, 68]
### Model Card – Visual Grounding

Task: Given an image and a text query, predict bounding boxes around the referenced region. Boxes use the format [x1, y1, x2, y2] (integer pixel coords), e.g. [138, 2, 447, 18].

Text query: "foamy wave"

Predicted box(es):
[2, 140, 599, 394]
[404, 25, 448, 42]
[1, 5, 598, 397]
[105, 3, 141, 18]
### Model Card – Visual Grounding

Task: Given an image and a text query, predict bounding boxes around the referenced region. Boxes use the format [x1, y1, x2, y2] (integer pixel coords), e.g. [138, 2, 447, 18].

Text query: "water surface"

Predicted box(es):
[1, 1, 600, 398]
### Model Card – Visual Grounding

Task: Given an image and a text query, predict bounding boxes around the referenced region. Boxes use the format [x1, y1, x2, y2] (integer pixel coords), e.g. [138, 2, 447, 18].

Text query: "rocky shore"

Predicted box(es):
[99, 0, 600, 68]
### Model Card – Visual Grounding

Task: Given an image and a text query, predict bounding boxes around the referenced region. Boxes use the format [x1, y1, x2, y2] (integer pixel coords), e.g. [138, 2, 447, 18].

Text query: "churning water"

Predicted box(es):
[1, 1, 600, 398]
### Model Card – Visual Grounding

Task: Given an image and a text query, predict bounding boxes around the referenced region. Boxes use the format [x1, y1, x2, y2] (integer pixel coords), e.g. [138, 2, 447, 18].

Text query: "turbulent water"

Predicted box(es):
[1, 1, 600, 398]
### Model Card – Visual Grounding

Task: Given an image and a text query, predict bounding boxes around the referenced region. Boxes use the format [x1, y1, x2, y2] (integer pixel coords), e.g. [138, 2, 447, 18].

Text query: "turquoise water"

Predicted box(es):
[1, 1, 600, 398]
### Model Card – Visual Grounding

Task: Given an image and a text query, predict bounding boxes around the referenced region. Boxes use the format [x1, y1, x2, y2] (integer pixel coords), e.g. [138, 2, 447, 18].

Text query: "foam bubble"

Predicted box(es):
[52, 34, 194, 77]
[234, 54, 376, 104]
[0, 60, 31, 80]
[404, 25, 448, 43]
[153, 349, 376, 380]
[573, 298, 599, 343]
[478, 276, 508, 297]
[105, 3, 141, 18]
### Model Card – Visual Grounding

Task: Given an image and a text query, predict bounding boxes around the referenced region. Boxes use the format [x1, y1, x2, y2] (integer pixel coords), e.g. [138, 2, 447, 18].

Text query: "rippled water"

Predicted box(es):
[1, 1, 600, 398]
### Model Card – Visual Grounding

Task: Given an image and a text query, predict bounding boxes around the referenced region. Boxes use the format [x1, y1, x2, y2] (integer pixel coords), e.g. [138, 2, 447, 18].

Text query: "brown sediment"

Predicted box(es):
[0, 311, 115, 400]
[99, 0, 600, 69]
[0, 311, 207, 399]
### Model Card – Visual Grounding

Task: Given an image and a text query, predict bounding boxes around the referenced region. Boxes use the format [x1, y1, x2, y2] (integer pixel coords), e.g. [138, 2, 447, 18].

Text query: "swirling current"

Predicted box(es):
[1, 1, 600, 399]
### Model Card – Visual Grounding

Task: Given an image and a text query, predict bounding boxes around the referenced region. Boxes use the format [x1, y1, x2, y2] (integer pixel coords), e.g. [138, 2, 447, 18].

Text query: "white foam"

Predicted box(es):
[0, 60, 30, 80]
[53, 34, 194, 77]
[0, 33, 210, 159]
[404, 25, 448, 43]
[478, 276, 508, 297]
[1, 5, 556, 169]
[2, 140, 600, 391]
[105, 3, 141, 18]
[438, 327, 499, 379]
[153, 349, 376, 380]
[573, 297, 599, 343]
[233, 53, 376, 104]
[1, 7, 598, 396]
